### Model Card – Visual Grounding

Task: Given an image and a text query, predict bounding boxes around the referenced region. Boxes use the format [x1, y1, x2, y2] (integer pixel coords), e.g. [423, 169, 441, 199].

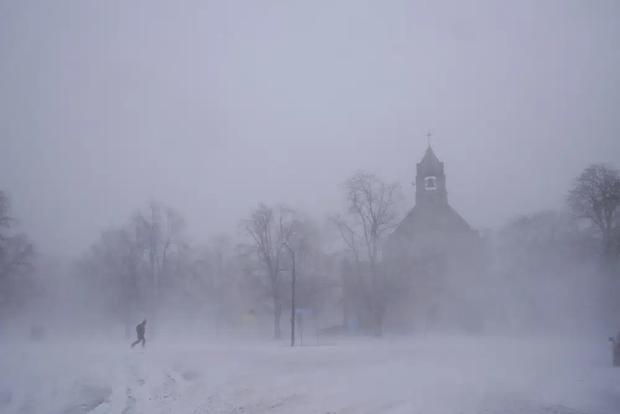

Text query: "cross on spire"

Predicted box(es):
[426, 132, 432, 147]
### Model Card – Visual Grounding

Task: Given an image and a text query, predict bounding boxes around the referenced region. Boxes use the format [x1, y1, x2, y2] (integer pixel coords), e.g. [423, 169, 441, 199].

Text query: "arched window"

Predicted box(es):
[424, 176, 437, 190]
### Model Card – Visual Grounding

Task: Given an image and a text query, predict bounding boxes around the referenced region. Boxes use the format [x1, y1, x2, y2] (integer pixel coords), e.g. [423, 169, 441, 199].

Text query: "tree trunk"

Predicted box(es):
[273, 301, 282, 339]
[369, 260, 384, 337]
[372, 303, 385, 337]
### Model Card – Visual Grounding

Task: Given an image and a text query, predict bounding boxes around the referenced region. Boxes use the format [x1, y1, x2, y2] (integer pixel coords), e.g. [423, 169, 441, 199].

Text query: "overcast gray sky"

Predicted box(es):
[1, 0, 619, 258]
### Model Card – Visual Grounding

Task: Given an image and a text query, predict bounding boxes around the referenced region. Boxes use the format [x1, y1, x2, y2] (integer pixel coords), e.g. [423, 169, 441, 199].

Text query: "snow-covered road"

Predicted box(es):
[1, 335, 618, 414]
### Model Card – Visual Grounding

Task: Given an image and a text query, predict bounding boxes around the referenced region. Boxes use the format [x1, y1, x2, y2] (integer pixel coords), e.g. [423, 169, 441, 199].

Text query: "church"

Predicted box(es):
[385, 145, 484, 332]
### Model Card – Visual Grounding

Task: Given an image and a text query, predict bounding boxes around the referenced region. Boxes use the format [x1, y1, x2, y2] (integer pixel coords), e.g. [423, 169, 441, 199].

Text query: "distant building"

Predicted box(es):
[385, 145, 484, 332]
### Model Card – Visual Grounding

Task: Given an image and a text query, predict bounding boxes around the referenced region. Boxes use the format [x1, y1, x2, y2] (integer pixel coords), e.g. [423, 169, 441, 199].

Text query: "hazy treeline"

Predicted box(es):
[1, 163, 619, 340]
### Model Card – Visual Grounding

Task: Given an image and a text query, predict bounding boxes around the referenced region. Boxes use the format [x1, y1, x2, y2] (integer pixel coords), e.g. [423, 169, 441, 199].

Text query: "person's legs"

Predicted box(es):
[131, 338, 140, 348]
[141, 337, 145, 347]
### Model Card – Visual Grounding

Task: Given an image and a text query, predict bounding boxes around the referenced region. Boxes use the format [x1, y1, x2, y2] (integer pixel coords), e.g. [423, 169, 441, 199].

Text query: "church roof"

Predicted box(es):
[391, 203, 474, 242]
[419, 145, 441, 167]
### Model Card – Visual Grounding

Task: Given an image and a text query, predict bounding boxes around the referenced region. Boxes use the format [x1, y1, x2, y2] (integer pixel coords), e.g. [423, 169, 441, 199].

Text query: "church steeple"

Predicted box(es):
[415, 145, 448, 207]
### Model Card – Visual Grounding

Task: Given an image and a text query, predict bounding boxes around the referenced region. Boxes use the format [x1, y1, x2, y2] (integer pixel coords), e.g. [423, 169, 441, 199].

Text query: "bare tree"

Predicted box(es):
[189, 236, 241, 335]
[568, 164, 620, 262]
[0, 191, 10, 231]
[333, 172, 402, 336]
[241, 204, 298, 339]
[78, 227, 142, 335]
[132, 202, 187, 311]
[0, 191, 34, 307]
[78, 201, 188, 333]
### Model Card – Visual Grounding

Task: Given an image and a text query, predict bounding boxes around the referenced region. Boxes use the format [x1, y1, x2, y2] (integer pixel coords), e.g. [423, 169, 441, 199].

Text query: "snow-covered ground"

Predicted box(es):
[1, 335, 618, 414]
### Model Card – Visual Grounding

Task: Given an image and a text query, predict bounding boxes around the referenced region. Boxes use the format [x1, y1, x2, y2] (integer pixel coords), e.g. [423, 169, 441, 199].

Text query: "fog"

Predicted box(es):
[1, 1, 620, 413]
[1, 0, 619, 257]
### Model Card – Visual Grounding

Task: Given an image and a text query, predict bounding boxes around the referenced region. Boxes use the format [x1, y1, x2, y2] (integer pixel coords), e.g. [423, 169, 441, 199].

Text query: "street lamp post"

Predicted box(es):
[282, 242, 296, 347]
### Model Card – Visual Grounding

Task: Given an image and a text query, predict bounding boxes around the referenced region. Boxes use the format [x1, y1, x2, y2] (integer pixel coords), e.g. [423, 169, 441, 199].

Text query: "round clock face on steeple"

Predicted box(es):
[424, 176, 437, 190]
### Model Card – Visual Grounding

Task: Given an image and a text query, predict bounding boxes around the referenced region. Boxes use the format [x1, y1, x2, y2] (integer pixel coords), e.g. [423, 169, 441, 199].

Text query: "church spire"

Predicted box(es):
[415, 141, 447, 207]
[420, 144, 441, 168]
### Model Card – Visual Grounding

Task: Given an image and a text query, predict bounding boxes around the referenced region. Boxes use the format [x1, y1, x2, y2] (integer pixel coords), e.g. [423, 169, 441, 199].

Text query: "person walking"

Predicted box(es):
[131, 319, 147, 348]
